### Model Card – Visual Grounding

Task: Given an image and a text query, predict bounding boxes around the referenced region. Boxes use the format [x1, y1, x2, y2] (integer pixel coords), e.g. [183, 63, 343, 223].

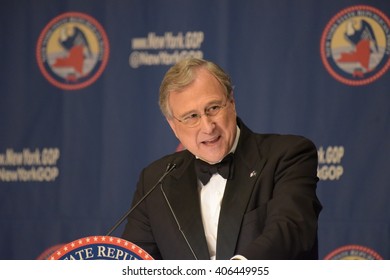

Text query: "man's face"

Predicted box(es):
[167, 68, 237, 164]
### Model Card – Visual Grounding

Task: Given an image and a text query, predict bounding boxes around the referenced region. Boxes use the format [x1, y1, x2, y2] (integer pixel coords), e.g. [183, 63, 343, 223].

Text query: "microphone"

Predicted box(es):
[160, 184, 198, 260]
[106, 162, 177, 236]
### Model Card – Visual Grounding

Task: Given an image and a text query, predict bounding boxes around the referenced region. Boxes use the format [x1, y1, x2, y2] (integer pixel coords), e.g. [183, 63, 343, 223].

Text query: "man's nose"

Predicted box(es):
[199, 114, 215, 133]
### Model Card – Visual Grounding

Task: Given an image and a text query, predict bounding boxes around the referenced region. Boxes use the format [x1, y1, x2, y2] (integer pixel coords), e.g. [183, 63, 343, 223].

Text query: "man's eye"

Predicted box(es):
[207, 105, 221, 113]
[184, 113, 199, 121]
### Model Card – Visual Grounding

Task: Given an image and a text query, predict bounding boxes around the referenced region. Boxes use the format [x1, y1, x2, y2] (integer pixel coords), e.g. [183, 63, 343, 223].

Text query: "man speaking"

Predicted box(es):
[121, 58, 322, 260]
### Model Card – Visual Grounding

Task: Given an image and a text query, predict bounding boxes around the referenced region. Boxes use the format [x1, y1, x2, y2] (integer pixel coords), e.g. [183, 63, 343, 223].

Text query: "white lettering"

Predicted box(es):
[317, 146, 345, 181]
[129, 31, 205, 68]
[0, 147, 61, 182]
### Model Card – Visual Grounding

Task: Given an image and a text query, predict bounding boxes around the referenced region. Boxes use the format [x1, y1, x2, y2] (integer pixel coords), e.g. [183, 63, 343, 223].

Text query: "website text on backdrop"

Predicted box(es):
[121, 58, 322, 260]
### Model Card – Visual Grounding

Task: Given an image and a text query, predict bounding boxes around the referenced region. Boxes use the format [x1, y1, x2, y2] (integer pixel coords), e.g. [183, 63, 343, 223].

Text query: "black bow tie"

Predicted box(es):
[195, 153, 234, 185]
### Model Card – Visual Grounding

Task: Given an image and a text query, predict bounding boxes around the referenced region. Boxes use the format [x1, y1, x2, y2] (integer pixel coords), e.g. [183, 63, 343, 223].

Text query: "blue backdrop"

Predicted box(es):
[0, 0, 389, 260]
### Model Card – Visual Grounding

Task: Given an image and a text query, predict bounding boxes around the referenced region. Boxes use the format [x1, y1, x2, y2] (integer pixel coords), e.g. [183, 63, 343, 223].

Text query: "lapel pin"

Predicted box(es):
[250, 171, 257, 177]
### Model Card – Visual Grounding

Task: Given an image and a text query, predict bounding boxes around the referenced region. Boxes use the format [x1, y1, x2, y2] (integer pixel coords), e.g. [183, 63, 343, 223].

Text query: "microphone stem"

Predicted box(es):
[160, 184, 198, 260]
[106, 163, 176, 236]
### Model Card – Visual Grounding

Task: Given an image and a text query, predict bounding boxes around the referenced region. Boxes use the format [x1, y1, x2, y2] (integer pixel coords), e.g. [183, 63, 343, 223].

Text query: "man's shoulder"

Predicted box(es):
[238, 118, 316, 149]
[252, 133, 317, 158]
[255, 133, 315, 144]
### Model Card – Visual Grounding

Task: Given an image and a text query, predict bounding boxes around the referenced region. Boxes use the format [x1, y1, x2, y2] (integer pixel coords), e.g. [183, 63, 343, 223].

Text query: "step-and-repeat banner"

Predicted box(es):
[1, 0, 389, 260]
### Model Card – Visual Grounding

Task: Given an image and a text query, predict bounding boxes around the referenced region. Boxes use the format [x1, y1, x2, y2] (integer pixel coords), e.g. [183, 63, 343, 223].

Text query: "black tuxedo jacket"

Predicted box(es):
[122, 118, 322, 259]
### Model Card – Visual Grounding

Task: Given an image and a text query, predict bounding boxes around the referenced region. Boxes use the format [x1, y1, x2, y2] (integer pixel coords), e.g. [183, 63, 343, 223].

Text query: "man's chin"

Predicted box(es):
[197, 152, 226, 164]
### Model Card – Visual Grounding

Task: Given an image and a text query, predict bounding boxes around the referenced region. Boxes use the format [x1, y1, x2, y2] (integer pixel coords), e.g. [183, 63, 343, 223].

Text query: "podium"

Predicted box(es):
[49, 236, 153, 260]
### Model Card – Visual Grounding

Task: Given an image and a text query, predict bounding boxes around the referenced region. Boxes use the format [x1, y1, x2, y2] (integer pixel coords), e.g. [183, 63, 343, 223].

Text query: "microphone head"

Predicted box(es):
[166, 158, 184, 172]
[165, 162, 178, 173]
[166, 163, 176, 171]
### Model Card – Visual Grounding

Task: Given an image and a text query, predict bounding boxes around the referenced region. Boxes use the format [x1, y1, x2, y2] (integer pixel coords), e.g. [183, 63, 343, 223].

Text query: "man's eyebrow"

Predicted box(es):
[177, 100, 224, 117]
[177, 108, 198, 118]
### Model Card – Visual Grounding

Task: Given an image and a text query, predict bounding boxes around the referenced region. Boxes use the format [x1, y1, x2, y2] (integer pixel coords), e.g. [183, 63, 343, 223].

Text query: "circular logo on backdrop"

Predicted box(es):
[320, 5, 390, 86]
[324, 245, 383, 260]
[36, 12, 110, 90]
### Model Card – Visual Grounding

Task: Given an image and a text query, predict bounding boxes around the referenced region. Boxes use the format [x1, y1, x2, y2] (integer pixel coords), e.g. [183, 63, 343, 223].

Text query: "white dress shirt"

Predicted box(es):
[198, 126, 240, 260]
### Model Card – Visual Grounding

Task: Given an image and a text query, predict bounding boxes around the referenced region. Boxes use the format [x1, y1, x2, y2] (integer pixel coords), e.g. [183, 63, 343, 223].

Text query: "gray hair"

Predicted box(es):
[159, 58, 233, 118]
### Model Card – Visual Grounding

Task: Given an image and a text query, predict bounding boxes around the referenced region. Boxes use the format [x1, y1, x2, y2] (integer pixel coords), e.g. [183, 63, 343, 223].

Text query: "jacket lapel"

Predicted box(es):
[216, 121, 267, 259]
[161, 154, 210, 260]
